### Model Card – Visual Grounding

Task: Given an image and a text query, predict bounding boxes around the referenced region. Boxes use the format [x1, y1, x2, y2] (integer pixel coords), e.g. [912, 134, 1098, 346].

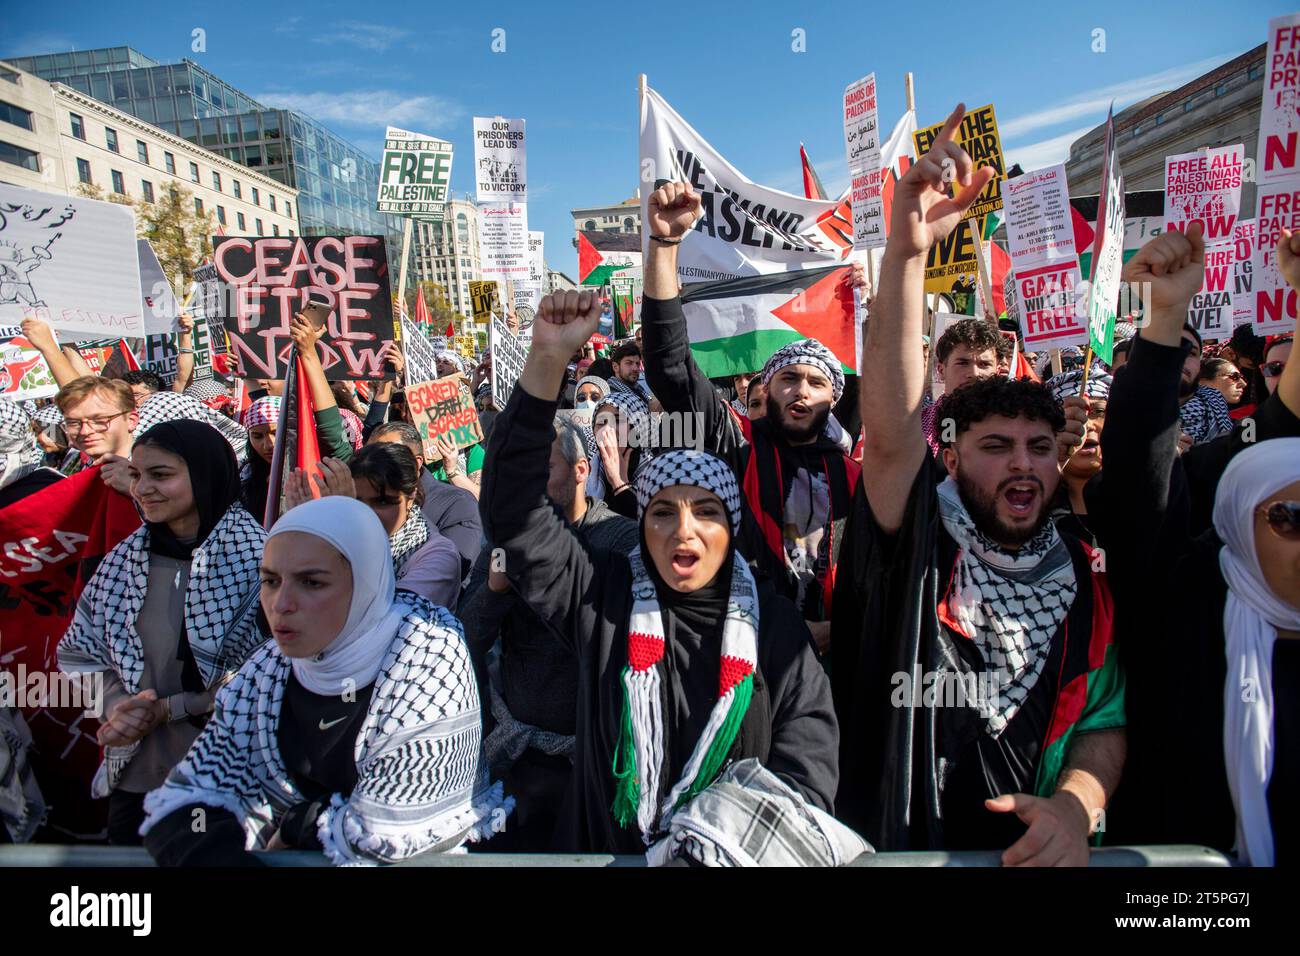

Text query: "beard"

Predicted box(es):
[765, 393, 830, 444]
[1179, 373, 1198, 398]
[955, 469, 1050, 549]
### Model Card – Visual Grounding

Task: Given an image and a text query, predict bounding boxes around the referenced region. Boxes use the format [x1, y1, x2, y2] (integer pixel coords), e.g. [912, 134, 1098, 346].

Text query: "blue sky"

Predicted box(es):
[4, 0, 1293, 277]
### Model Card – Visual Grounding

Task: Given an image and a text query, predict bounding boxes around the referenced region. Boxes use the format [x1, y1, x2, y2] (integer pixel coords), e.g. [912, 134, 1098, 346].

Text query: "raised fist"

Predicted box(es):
[533, 290, 602, 357]
[647, 181, 702, 240]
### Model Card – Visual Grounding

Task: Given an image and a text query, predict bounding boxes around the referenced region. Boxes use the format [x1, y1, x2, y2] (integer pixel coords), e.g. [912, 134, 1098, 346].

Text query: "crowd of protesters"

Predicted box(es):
[0, 104, 1296, 867]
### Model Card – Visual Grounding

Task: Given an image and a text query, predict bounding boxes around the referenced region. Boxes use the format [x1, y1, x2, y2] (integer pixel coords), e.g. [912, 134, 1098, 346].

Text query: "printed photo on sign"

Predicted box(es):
[0, 182, 144, 338]
[0, 325, 57, 401]
[407, 376, 483, 456]
[1163, 145, 1244, 241]
[213, 235, 395, 381]
[473, 117, 527, 203]
[914, 104, 1005, 221]
[376, 127, 454, 217]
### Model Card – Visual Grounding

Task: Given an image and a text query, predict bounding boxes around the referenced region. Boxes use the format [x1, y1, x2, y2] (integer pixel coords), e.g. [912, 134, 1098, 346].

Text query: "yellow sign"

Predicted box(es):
[470, 280, 499, 324]
[913, 104, 1005, 221]
[921, 217, 983, 295]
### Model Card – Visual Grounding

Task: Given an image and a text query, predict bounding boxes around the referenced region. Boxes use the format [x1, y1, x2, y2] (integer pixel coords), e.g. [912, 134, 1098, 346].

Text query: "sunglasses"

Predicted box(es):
[1258, 501, 1300, 540]
[1222, 371, 1245, 383]
[1261, 361, 1287, 378]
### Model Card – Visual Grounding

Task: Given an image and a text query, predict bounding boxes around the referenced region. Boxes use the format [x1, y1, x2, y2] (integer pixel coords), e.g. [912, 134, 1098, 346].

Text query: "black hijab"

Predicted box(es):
[134, 420, 241, 559]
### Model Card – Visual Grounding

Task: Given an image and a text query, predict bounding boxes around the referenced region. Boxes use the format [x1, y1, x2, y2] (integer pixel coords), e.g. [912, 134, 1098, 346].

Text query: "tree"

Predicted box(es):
[403, 280, 468, 329]
[74, 181, 214, 291]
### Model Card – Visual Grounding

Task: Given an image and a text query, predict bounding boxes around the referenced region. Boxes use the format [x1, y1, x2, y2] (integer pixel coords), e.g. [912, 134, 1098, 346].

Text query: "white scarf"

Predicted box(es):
[1213, 437, 1300, 867]
[267, 497, 404, 696]
[936, 476, 1077, 735]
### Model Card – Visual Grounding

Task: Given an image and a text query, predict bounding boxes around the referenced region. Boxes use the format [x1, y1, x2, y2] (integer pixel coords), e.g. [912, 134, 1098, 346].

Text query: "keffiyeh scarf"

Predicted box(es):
[1180, 385, 1234, 444]
[134, 391, 248, 462]
[241, 396, 281, 429]
[140, 592, 513, 865]
[390, 507, 431, 577]
[936, 477, 1077, 736]
[761, 338, 845, 402]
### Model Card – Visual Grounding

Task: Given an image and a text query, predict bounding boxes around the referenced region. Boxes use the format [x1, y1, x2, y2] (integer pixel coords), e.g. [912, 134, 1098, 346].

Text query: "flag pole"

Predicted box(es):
[905, 72, 915, 113]
[397, 216, 414, 316]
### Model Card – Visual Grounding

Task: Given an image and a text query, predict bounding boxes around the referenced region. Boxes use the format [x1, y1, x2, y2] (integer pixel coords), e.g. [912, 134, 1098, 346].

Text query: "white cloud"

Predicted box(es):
[252, 89, 462, 132]
[312, 22, 411, 52]
[999, 53, 1237, 141]
[1004, 126, 1094, 172]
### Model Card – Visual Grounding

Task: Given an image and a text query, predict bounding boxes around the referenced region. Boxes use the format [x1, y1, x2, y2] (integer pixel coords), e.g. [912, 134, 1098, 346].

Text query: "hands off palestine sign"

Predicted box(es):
[377, 127, 454, 219]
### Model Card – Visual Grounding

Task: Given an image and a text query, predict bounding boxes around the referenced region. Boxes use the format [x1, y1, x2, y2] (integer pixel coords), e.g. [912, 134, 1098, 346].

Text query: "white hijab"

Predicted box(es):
[1213, 437, 1300, 866]
[267, 497, 405, 696]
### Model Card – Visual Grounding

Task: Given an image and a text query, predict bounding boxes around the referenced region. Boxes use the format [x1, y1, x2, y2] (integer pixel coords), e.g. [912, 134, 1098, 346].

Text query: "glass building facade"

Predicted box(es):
[8, 47, 405, 266]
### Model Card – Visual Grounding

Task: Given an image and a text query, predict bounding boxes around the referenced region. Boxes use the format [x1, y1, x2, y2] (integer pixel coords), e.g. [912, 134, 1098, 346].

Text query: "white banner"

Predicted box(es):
[1231, 218, 1255, 327]
[0, 182, 143, 338]
[473, 117, 527, 203]
[639, 86, 844, 283]
[478, 203, 530, 280]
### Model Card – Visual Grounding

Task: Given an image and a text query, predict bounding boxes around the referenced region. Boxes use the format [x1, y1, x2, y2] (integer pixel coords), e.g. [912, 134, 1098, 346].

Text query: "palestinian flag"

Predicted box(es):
[578, 230, 641, 286]
[264, 351, 322, 528]
[800, 143, 828, 201]
[611, 276, 637, 339]
[415, 286, 433, 329]
[680, 265, 856, 378]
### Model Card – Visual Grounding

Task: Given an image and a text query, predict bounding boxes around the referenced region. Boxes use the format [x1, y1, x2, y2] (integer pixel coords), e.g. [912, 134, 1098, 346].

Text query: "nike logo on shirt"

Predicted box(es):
[318, 716, 348, 731]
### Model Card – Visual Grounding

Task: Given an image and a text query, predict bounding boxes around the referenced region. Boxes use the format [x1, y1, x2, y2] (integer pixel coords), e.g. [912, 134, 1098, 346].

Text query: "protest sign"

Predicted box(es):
[1003, 165, 1077, 269]
[137, 240, 181, 335]
[190, 314, 214, 381]
[844, 74, 885, 251]
[0, 325, 57, 401]
[473, 117, 527, 203]
[401, 314, 439, 384]
[0, 182, 143, 338]
[470, 280, 500, 323]
[212, 235, 395, 380]
[490, 313, 527, 411]
[1164, 145, 1244, 242]
[143, 333, 179, 384]
[1002, 267, 1020, 325]
[1252, 181, 1300, 335]
[528, 231, 545, 285]
[1231, 219, 1256, 327]
[640, 86, 845, 283]
[478, 203, 530, 279]
[923, 216, 983, 294]
[406, 376, 483, 457]
[1257, 14, 1300, 186]
[1188, 243, 1236, 339]
[376, 127, 454, 219]
[914, 104, 1005, 220]
[1016, 261, 1089, 351]
[1087, 109, 1125, 364]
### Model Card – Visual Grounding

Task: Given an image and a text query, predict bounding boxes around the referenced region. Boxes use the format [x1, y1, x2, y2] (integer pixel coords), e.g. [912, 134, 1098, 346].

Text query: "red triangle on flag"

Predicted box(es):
[578, 232, 601, 284]
[415, 287, 432, 328]
[769, 267, 856, 371]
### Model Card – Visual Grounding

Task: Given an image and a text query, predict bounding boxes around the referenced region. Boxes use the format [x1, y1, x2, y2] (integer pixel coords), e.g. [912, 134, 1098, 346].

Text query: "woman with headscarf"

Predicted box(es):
[140, 496, 511, 866]
[239, 395, 280, 521]
[590, 389, 651, 519]
[1045, 367, 1113, 546]
[58, 420, 267, 844]
[574, 374, 609, 414]
[483, 312, 843, 862]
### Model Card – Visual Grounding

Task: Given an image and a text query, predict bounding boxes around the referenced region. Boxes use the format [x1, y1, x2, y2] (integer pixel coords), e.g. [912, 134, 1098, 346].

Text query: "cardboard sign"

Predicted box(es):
[478, 203, 530, 280]
[406, 376, 483, 457]
[0, 182, 143, 338]
[1017, 261, 1089, 351]
[490, 313, 527, 411]
[473, 117, 527, 203]
[0, 325, 57, 401]
[213, 235, 395, 381]
[844, 74, 885, 251]
[1164, 145, 1244, 241]
[914, 104, 1005, 221]
[470, 280, 500, 324]
[376, 127, 454, 219]
[1231, 218, 1255, 327]
[400, 315, 439, 385]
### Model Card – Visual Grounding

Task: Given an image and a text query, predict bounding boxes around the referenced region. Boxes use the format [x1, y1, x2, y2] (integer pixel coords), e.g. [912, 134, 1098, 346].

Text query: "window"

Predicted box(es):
[70, 112, 85, 139]
[237, 211, 246, 231]
[252, 186, 260, 206]
[136, 140, 149, 164]
[189, 161, 199, 183]
[0, 141, 40, 172]
[256, 218, 264, 235]
[105, 127, 118, 152]
[110, 169, 124, 194]
[273, 224, 280, 236]
[269, 194, 276, 213]
[194, 197, 204, 215]
[623, 217, 635, 231]
[164, 151, 175, 174]
[217, 206, 226, 226]
[76, 157, 91, 183]
[0, 100, 34, 131]
[285, 199, 292, 219]
[232, 179, 242, 199]
[288, 228, 294, 237]
[212, 170, 221, 192]
[585, 219, 596, 230]
[142, 180, 154, 203]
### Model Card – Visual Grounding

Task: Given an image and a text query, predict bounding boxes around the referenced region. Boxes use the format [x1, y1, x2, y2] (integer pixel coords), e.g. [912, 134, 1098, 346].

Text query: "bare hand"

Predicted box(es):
[647, 181, 703, 240]
[177, 311, 194, 335]
[433, 434, 460, 475]
[97, 690, 165, 747]
[290, 312, 326, 357]
[1057, 395, 1089, 458]
[889, 104, 995, 260]
[533, 291, 602, 359]
[380, 340, 404, 378]
[1177, 431, 1193, 455]
[99, 454, 135, 492]
[986, 792, 1092, 867]
[1121, 221, 1205, 326]
[1277, 227, 1300, 293]
[487, 569, 511, 594]
[595, 427, 626, 484]
[282, 467, 319, 510]
[313, 457, 356, 498]
[20, 316, 58, 354]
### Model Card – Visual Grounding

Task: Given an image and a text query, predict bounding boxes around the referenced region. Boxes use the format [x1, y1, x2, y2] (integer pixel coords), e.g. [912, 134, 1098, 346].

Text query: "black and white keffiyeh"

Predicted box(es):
[633, 449, 742, 532]
[1046, 368, 1113, 404]
[1180, 385, 1234, 444]
[0, 401, 41, 482]
[58, 504, 268, 796]
[139, 591, 513, 865]
[390, 507, 431, 577]
[133, 391, 248, 462]
[761, 338, 845, 402]
[184, 380, 229, 404]
[936, 477, 1077, 736]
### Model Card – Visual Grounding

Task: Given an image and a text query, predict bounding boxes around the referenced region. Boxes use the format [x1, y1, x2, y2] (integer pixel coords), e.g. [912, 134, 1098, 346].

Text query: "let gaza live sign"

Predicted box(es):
[377, 127, 454, 219]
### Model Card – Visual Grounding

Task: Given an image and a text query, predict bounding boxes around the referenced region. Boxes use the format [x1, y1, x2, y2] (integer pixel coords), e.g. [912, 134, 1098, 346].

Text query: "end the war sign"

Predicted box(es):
[212, 235, 395, 381]
[0, 182, 143, 339]
[406, 376, 483, 458]
[1164, 145, 1244, 240]
[377, 127, 454, 220]
[914, 104, 1005, 221]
